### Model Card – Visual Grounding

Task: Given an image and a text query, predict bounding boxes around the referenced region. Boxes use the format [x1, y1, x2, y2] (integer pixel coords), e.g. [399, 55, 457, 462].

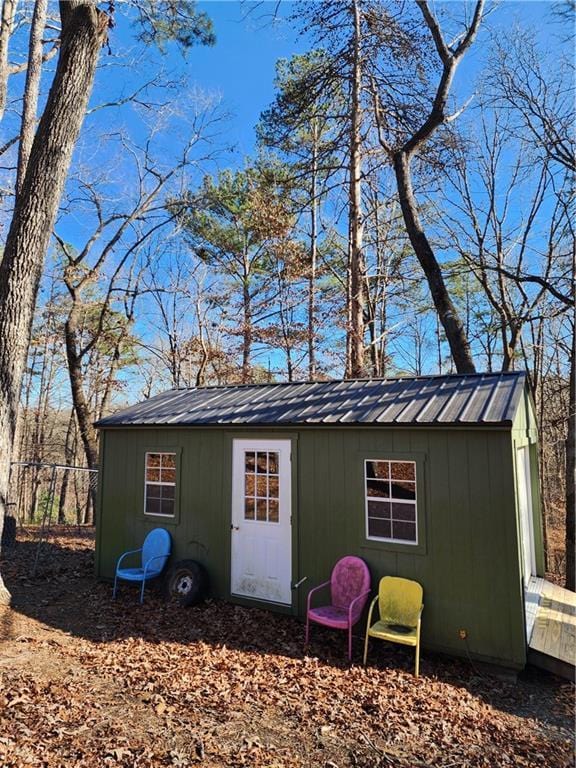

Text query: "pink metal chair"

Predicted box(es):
[305, 556, 371, 661]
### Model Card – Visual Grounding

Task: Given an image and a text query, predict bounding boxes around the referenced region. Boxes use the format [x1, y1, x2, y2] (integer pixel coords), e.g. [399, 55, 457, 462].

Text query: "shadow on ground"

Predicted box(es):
[1, 527, 573, 735]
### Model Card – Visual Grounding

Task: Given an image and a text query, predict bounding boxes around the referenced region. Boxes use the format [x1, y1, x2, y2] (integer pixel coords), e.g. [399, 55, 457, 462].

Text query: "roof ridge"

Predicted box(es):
[171, 370, 525, 392]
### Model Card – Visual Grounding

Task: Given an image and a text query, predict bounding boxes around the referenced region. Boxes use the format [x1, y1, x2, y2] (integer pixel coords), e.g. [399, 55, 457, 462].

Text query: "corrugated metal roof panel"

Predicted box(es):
[95, 372, 527, 429]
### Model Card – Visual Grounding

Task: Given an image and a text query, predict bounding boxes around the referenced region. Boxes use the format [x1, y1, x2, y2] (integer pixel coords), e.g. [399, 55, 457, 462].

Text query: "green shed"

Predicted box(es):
[95, 371, 545, 670]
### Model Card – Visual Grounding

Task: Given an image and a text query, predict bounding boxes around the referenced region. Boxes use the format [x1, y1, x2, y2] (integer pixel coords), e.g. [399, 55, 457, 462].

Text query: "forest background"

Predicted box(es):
[0, 1, 573, 594]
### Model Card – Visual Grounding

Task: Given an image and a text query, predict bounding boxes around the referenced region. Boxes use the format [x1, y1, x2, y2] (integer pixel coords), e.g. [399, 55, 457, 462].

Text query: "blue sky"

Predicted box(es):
[37, 0, 571, 390]
[120, 0, 564, 161]
[76, 0, 568, 183]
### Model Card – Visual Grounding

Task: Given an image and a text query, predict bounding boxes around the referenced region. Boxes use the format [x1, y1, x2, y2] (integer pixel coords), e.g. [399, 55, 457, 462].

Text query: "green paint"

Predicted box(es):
[96, 384, 541, 669]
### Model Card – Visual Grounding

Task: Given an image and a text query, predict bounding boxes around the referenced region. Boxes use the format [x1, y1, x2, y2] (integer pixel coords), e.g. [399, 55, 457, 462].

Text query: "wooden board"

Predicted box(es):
[528, 578, 576, 668]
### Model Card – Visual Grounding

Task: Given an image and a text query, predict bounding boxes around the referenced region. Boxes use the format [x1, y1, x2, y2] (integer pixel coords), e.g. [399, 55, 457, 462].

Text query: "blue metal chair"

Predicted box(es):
[113, 528, 171, 603]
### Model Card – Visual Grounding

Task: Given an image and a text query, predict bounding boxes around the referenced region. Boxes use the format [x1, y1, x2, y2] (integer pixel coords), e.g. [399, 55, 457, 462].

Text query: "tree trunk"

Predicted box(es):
[0, 1, 108, 604]
[57, 411, 76, 524]
[0, 0, 17, 123]
[392, 150, 476, 374]
[241, 258, 253, 383]
[64, 311, 99, 470]
[347, 0, 365, 379]
[566, 314, 575, 591]
[16, 0, 49, 198]
[308, 129, 318, 381]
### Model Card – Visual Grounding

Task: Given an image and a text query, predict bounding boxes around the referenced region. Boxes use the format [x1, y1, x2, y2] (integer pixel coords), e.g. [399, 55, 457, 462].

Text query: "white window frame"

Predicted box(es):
[144, 451, 176, 518]
[364, 459, 418, 545]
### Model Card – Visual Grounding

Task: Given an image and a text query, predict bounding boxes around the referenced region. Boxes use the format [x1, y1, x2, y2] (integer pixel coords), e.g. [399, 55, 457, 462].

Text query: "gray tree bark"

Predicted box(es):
[16, 0, 48, 197]
[0, 0, 108, 604]
[347, 0, 365, 379]
[374, 0, 484, 375]
[0, 0, 17, 123]
[566, 287, 575, 591]
[392, 152, 476, 374]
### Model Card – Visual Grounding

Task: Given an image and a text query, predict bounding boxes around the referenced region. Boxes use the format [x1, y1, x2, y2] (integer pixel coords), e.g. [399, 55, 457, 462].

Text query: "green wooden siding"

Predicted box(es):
[96, 390, 539, 669]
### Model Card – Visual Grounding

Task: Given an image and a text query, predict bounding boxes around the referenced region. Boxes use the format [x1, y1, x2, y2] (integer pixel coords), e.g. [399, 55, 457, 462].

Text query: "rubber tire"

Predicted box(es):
[165, 559, 209, 606]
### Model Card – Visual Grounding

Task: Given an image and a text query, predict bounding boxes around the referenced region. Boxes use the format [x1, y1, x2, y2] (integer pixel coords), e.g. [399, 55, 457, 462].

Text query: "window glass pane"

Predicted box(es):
[245, 452, 256, 472]
[366, 460, 389, 480]
[268, 500, 279, 523]
[256, 452, 268, 472]
[256, 499, 267, 521]
[161, 499, 174, 517]
[245, 498, 255, 520]
[145, 497, 160, 515]
[366, 478, 389, 498]
[368, 500, 391, 519]
[391, 461, 415, 481]
[146, 484, 161, 500]
[369, 517, 391, 539]
[256, 476, 267, 497]
[365, 459, 418, 544]
[391, 520, 416, 542]
[268, 476, 279, 499]
[245, 473, 255, 496]
[268, 452, 278, 474]
[390, 480, 416, 501]
[161, 467, 176, 484]
[145, 452, 177, 516]
[391, 502, 416, 522]
[147, 453, 161, 468]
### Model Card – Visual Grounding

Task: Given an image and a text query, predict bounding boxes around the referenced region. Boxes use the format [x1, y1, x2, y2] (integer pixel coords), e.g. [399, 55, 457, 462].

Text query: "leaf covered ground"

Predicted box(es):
[0, 529, 573, 767]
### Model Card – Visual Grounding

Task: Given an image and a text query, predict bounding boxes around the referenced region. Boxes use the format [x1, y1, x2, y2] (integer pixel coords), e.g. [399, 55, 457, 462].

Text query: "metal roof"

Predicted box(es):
[95, 372, 527, 429]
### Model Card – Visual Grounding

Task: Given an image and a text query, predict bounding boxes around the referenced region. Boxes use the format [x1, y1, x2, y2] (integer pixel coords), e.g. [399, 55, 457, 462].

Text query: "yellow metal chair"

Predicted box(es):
[363, 576, 424, 676]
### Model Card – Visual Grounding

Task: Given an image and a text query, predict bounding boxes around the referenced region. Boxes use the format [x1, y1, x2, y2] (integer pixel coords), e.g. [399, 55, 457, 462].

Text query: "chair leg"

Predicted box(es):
[140, 579, 146, 604]
[415, 642, 420, 677]
[112, 573, 118, 600]
[305, 615, 310, 647]
[348, 625, 352, 662]
[363, 631, 369, 665]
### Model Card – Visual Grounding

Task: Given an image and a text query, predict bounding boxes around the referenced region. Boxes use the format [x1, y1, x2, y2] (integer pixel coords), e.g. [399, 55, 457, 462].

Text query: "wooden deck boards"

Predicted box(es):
[527, 577, 576, 669]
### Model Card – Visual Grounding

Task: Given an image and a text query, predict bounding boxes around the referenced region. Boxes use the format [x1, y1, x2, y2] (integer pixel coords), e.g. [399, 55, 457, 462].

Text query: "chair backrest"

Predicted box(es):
[330, 556, 371, 621]
[142, 528, 171, 575]
[378, 576, 423, 628]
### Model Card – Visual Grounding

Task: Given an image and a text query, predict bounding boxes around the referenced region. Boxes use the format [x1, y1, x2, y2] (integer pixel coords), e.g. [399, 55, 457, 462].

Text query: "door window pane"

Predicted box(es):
[256, 499, 267, 521]
[268, 500, 279, 523]
[268, 452, 278, 474]
[245, 498, 255, 520]
[243, 449, 282, 524]
[269, 476, 279, 499]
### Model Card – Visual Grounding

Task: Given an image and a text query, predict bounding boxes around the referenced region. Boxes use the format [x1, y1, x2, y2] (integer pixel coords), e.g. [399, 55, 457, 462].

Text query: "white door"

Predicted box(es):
[517, 446, 536, 586]
[231, 439, 292, 605]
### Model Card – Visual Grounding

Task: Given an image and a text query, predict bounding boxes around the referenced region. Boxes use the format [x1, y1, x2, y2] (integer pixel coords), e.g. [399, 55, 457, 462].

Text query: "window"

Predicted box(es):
[144, 452, 176, 517]
[243, 450, 280, 523]
[365, 459, 417, 544]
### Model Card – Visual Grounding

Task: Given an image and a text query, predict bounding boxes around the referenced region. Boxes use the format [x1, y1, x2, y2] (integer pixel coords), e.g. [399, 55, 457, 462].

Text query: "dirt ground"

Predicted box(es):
[0, 528, 573, 768]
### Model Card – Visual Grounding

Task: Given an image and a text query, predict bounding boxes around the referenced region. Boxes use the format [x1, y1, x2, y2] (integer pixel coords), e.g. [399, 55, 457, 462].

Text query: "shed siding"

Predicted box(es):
[511, 391, 545, 578]
[97, 423, 526, 667]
